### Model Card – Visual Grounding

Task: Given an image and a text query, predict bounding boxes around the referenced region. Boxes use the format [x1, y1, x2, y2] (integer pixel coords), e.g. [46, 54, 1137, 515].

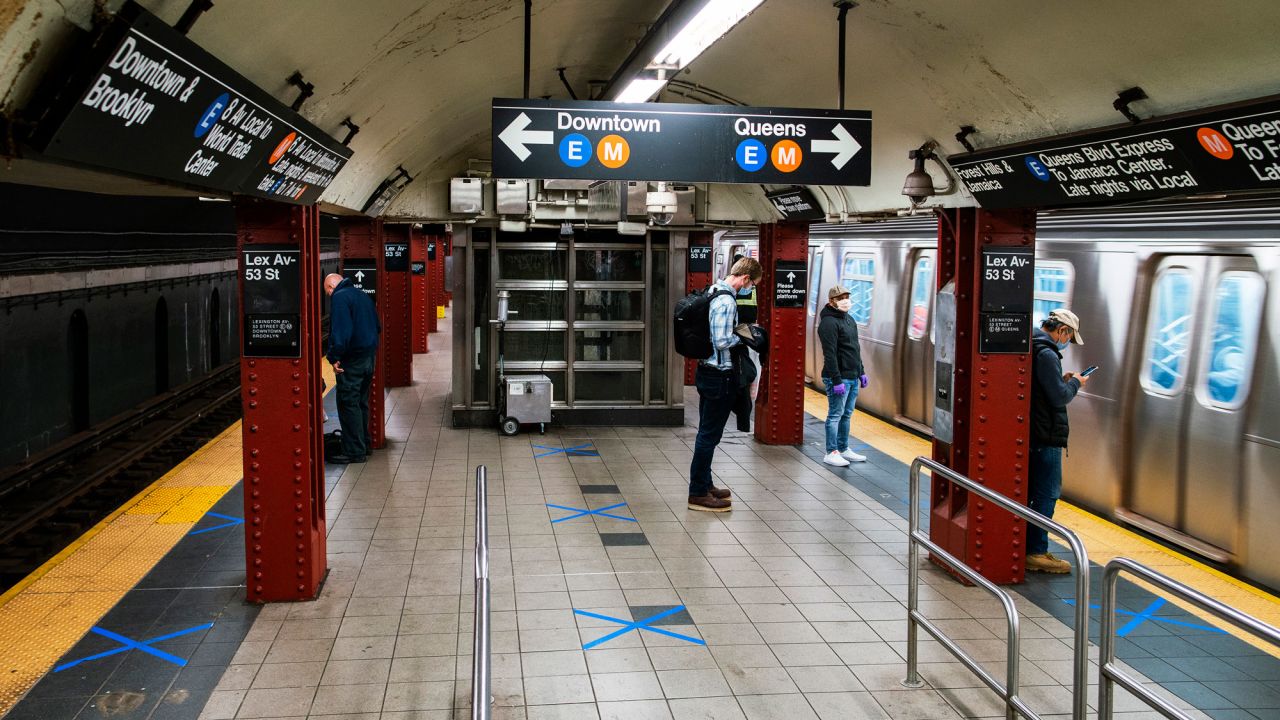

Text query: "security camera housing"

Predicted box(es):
[646, 189, 678, 226]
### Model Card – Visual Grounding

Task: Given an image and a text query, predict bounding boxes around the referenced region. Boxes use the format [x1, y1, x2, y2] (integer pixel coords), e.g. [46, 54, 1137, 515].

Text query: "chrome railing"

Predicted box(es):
[903, 457, 1091, 720]
[471, 465, 491, 720]
[1098, 557, 1280, 720]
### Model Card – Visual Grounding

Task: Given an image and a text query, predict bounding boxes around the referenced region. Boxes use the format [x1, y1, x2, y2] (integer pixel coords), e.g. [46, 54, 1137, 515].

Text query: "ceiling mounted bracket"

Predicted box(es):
[556, 67, 578, 100]
[174, 0, 214, 35]
[287, 71, 314, 112]
[1114, 86, 1148, 124]
[834, 1, 857, 110]
[339, 117, 361, 146]
[955, 125, 976, 153]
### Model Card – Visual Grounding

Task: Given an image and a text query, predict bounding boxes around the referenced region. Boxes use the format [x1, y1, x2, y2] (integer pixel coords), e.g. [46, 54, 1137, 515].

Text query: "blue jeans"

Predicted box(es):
[689, 366, 736, 497]
[823, 378, 858, 453]
[1027, 446, 1063, 555]
[336, 352, 375, 457]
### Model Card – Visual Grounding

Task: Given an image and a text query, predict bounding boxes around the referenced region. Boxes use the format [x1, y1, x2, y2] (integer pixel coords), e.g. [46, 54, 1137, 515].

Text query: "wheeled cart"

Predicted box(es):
[499, 374, 551, 436]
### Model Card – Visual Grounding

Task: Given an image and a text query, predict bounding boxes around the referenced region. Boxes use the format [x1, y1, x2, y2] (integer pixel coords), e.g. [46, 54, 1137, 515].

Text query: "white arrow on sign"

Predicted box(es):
[355, 270, 366, 282]
[786, 272, 796, 283]
[498, 112, 554, 161]
[810, 123, 862, 170]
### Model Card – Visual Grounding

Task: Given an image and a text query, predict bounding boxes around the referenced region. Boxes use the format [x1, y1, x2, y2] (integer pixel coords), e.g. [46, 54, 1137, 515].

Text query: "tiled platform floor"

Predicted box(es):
[187, 325, 1246, 720]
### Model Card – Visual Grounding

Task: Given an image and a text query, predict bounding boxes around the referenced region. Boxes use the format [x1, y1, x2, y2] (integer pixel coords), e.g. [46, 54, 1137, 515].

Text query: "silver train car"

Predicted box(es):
[718, 203, 1280, 590]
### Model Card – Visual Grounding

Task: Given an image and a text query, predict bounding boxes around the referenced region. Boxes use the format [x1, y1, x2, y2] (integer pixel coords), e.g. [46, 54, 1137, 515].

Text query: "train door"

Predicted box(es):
[806, 247, 824, 382]
[898, 250, 936, 428]
[1127, 255, 1265, 559]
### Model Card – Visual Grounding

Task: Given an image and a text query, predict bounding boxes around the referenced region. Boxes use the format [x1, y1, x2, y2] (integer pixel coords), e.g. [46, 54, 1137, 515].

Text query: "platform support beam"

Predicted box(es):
[425, 225, 445, 333]
[931, 207, 1036, 585]
[684, 230, 714, 386]
[383, 224, 413, 387]
[338, 217, 387, 449]
[753, 222, 807, 445]
[411, 226, 429, 353]
[234, 198, 327, 603]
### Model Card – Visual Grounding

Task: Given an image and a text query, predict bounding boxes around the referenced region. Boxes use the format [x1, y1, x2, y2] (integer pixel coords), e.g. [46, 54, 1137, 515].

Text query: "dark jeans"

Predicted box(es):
[335, 352, 375, 457]
[1027, 445, 1063, 555]
[689, 365, 736, 497]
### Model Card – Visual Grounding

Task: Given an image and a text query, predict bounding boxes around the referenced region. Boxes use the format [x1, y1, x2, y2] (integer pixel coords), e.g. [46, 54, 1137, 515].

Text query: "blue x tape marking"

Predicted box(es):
[54, 622, 214, 671]
[574, 606, 704, 649]
[1063, 598, 1227, 636]
[188, 512, 244, 535]
[533, 443, 598, 458]
[547, 502, 636, 523]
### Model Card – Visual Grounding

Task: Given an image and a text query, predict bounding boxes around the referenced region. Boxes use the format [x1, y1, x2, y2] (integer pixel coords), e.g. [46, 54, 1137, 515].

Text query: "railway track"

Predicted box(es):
[0, 363, 243, 592]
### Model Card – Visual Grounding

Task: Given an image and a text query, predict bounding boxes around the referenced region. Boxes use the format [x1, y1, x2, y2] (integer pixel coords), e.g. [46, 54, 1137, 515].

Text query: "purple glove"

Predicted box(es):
[859, 374, 869, 389]
[831, 382, 847, 396]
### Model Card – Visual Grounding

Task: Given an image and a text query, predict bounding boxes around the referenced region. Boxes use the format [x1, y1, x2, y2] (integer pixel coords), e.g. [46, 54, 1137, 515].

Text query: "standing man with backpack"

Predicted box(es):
[684, 256, 762, 512]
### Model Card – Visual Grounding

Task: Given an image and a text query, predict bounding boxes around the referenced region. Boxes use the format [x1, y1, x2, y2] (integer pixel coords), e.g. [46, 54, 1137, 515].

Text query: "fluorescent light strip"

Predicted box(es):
[615, 78, 668, 103]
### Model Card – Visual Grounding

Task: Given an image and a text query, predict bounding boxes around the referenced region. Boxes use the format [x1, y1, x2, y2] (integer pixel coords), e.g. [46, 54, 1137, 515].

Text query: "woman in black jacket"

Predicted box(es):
[817, 286, 867, 467]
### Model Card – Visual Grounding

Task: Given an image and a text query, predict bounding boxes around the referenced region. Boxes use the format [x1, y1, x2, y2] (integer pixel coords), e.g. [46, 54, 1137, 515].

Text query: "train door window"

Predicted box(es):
[808, 251, 824, 315]
[728, 244, 746, 267]
[1033, 261, 1074, 325]
[906, 256, 933, 340]
[841, 253, 874, 325]
[1199, 271, 1265, 408]
[1141, 268, 1195, 394]
[715, 252, 724, 275]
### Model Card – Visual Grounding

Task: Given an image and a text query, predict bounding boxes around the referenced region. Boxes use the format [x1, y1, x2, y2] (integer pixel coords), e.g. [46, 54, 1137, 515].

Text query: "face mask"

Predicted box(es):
[836, 298, 852, 312]
[1055, 339, 1069, 351]
[738, 284, 753, 297]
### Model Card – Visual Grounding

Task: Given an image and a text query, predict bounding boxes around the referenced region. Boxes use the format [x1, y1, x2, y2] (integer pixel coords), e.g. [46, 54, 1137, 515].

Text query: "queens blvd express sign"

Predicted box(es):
[492, 98, 871, 186]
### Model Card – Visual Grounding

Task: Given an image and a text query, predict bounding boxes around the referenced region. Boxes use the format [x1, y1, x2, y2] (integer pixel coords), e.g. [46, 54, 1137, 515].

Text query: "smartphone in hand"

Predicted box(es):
[1080, 365, 1099, 377]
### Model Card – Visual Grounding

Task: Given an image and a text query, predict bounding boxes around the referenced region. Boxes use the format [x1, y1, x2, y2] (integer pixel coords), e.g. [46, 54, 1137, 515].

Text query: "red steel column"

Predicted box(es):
[430, 228, 446, 323]
[931, 207, 1036, 585]
[338, 217, 387, 449]
[443, 230, 453, 306]
[411, 227, 429, 353]
[753, 222, 808, 445]
[425, 231, 439, 333]
[383, 225, 413, 387]
[684, 230, 714, 386]
[235, 198, 327, 603]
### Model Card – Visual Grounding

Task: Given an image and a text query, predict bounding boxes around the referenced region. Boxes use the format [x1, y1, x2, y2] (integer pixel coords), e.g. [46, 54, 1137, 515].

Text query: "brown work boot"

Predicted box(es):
[688, 494, 732, 512]
[709, 486, 731, 500]
[1026, 552, 1071, 574]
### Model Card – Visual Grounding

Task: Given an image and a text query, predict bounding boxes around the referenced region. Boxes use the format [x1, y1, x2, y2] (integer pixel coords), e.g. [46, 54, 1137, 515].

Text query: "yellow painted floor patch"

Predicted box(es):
[803, 386, 1280, 656]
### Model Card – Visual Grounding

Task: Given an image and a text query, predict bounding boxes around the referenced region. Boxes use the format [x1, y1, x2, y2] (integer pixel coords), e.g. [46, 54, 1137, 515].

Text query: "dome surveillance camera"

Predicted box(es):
[902, 149, 936, 206]
[646, 185, 678, 226]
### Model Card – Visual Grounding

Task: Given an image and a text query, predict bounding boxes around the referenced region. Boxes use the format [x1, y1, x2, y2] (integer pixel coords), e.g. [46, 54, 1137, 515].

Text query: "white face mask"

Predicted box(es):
[836, 298, 852, 312]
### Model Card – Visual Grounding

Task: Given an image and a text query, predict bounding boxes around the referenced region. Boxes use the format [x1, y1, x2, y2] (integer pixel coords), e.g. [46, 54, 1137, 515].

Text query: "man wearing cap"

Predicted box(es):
[817, 286, 868, 467]
[1027, 308, 1089, 573]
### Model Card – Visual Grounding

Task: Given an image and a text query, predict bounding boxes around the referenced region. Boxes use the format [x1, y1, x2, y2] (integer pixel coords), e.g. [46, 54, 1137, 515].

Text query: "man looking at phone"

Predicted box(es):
[1027, 308, 1089, 574]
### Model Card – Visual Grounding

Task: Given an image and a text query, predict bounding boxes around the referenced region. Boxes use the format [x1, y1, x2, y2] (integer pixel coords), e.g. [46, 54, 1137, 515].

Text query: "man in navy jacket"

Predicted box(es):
[324, 273, 381, 463]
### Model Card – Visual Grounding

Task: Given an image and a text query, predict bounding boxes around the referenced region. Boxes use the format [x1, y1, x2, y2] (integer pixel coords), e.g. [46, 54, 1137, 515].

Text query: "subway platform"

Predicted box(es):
[2, 321, 1278, 720]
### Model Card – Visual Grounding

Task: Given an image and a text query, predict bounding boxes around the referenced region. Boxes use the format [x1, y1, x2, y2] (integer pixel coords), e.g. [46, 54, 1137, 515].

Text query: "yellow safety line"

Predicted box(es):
[802, 386, 1280, 656]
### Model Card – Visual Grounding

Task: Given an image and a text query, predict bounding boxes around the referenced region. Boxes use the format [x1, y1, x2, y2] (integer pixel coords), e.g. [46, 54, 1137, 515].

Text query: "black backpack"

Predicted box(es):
[673, 286, 733, 359]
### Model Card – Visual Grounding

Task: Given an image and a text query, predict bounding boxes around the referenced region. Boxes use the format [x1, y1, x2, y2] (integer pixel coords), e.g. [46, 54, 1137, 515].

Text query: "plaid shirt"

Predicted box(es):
[704, 280, 740, 370]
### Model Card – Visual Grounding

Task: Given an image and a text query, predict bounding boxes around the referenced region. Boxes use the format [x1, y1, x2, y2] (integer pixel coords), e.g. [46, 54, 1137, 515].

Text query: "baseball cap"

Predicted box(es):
[1049, 308, 1084, 345]
[828, 285, 851, 300]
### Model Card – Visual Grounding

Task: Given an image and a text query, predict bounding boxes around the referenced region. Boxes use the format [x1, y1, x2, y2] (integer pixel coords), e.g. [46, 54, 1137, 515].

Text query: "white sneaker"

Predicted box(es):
[841, 449, 867, 463]
[823, 451, 850, 467]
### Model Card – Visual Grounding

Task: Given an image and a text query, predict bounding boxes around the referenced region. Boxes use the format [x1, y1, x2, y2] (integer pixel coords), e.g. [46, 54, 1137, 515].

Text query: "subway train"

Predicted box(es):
[717, 202, 1280, 590]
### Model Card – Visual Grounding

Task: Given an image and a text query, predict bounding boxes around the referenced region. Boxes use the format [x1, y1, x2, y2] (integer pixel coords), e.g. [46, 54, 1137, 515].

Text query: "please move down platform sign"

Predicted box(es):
[492, 98, 871, 186]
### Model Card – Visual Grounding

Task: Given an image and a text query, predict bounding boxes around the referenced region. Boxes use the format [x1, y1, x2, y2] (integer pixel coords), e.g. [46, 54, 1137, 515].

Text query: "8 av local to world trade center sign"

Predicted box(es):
[492, 98, 872, 186]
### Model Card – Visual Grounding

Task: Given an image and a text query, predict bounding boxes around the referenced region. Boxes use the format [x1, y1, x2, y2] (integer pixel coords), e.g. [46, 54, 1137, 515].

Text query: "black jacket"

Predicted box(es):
[1030, 327, 1080, 448]
[817, 305, 863, 382]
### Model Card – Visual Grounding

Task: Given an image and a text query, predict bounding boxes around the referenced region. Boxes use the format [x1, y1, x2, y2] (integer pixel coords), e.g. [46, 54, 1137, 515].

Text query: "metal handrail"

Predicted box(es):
[1099, 557, 1280, 720]
[471, 465, 491, 720]
[903, 457, 1091, 720]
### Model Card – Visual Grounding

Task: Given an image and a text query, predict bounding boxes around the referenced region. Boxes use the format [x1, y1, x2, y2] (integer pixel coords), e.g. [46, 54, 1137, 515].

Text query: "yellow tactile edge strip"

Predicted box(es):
[803, 386, 1280, 658]
[0, 363, 335, 715]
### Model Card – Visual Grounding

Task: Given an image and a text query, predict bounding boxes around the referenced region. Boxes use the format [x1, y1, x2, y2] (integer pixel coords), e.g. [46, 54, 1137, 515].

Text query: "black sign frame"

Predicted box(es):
[384, 241, 409, 272]
[688, 245, 713, 273]
[492, 98, 871, 186]
[241, 244, 301, 358]
[774, 260, 807, 309]
[766, 187, 827, 221]
[342, 260, 377, 302]
[979, 312, 1032, 354]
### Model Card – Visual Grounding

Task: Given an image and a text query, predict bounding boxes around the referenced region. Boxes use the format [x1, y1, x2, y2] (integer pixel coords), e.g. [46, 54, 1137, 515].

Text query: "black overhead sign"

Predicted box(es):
[32, 1, 351, 205]
[241, 245, 301, 358]
[978, 247, 1033, 354]
[384, 241, 409, 271]
[342, 260, 377, 302]
[949, 95, 1280, 209]
[766, 187, 826, 221]
[492, 98, 871, 186]
[688, 245, 713, 273]
[774, 260, 807, 309]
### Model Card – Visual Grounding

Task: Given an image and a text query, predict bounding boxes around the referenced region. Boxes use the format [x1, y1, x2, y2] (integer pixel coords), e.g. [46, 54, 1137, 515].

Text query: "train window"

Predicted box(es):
[1033, 261, 1074, 326]
[729, 245, 746, 264]
[906, 256, 933, 340]
[1142, 269, 1195, 394]
[841, 253, 874, 325]
[715, 252, 724, 274]
[1200, 271, 1265, 408]
[808, 251, 824, 315]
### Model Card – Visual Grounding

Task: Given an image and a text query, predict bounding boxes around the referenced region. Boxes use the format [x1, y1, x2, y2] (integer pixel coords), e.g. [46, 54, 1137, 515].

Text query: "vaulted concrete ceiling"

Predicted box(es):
[3, 0, 1279, 219]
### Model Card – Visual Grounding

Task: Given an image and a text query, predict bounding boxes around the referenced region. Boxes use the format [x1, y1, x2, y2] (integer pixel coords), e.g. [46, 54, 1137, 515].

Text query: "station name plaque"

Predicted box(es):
[978, 246, 1033, 354]
[242, 245, 301, 358]
[385, 241, 409, 271]
[688, 245, 712, 273]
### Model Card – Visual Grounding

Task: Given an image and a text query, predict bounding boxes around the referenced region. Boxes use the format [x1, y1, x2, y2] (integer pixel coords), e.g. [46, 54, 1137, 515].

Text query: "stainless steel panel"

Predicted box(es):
[451, 177, 484, 215]
[504, 375, 552, 424]
[543, 179, 594, 191]
[496, 179, 529, 215]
